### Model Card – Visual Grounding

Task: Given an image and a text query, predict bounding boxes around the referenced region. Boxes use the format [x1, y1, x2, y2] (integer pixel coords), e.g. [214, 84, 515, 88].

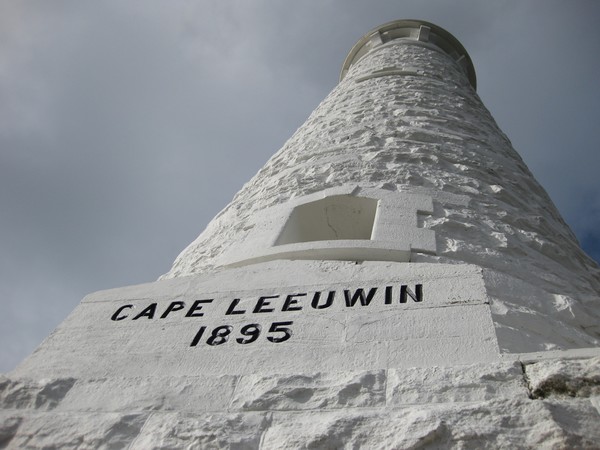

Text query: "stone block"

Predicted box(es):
[0, 376, 75, 411]
[57, 375, 238, 413]
[525, 356, 600, 399]
[387, 361, 527, 405]
[230, 370, 386, 411]
[1, 411, 147, 449]
[129, 411, 269, 449]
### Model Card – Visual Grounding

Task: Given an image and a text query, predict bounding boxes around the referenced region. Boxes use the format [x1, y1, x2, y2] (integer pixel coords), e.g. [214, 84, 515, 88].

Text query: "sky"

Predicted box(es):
[1, 0, 599, 373]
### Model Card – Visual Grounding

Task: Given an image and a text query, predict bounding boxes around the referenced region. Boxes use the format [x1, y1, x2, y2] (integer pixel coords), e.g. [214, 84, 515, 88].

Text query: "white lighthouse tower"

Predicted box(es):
[2, 20, 599, 448]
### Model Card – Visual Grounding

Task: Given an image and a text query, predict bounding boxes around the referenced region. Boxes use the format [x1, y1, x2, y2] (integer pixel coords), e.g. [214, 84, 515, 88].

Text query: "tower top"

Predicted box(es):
[340, 19, 477, 89]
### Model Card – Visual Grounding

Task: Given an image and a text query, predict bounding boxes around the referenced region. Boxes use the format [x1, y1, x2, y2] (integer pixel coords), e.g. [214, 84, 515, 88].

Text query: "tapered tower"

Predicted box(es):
[164, 19, 600, 352]
[2, 20, 599, 448]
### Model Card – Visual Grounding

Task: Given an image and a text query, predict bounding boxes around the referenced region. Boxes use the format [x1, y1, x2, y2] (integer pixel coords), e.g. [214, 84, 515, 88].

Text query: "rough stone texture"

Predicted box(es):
[230, 370, 386, 411]
[130, 412, 270, 449]
[0, 376, 75, 411]
[387, 361, 528, 405]
[525, 356, 600, 399]
[57, 375, 238, 413]
[3, 22, 600, 449]
[2, 353, 600, 448]
[162, 39, 600, 331]
[260, 399, 600, 449]
[484, 270, 600, 353]
[0, 411, 147, 450]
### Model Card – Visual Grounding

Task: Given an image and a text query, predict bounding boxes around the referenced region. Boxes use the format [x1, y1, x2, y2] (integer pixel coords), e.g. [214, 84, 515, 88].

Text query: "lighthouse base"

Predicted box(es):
[1, 350, 600, 448]
[2, 261, 600, 448]
[10, 261, 500, 379]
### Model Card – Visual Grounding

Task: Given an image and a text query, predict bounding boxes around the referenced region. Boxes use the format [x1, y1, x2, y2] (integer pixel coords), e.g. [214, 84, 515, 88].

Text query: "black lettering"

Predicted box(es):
[225, 298, 246, 315]
[344, 288, 377, 307]
[311, 291, 335, 309]
[236, 324, 261, 344]
[132, 303, 157, 320]
[253, 295, 278, 313]
[111, 304, 133, 321]
[190, 326, 206, 347]
[282, 293, 305, 312]
[160, 301, 185, 319]
[400, 284, 423, 303]
[267, 321, 293, 343]
[185, 299, 213, 317]
[385, 286, 393, 305]
[207, 325, 232, 345]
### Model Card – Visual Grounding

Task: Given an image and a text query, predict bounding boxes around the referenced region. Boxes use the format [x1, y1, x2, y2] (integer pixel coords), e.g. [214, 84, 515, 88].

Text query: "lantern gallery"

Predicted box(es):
[110, 284, 424, 322]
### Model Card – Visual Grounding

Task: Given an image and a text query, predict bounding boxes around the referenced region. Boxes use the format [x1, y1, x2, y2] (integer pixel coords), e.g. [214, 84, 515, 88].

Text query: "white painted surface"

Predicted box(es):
[2, 19, 600, 449]
[218, 186, 435, 267]
[2, 351, 600, 448]
[162, 27, 600, 344]
[11, 261, 498, 379]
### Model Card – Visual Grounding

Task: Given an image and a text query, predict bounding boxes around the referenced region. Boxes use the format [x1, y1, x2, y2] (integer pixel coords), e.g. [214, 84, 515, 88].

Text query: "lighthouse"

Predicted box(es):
[2, 19, 599, 448]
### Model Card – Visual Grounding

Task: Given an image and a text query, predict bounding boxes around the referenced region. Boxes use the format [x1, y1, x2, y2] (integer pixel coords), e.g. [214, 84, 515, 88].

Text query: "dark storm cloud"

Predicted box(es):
[1, 0, 599, 371]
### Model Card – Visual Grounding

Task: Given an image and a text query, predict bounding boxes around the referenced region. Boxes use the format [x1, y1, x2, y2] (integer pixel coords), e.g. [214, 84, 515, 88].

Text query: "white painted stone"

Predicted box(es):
[387, 361, 528, 405]
[11, 262, 497, 380]
[218, 186, 436, 268]
[129, 412, 269, 449]
[525, 356, 600, 399]
[2, 19, 600, 449]
[485, 270, 600, 352]
[230, 370, 386, 411]
[57, 375, 238, 413]
[3, 353, 600, 448]
[161, 23, 600, 351]
[0, 410, 147, 449]
[259, 397, 600, 449]
[9, 261, 499, 378]
[0, 376, 75, 411]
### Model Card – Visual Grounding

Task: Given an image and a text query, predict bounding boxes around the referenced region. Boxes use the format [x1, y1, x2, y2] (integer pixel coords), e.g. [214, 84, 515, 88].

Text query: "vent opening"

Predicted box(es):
[275, 195, 378, 245]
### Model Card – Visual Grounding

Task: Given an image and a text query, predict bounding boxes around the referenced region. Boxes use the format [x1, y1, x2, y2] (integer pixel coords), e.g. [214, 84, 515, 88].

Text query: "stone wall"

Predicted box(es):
[2, 352, 599, 448]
